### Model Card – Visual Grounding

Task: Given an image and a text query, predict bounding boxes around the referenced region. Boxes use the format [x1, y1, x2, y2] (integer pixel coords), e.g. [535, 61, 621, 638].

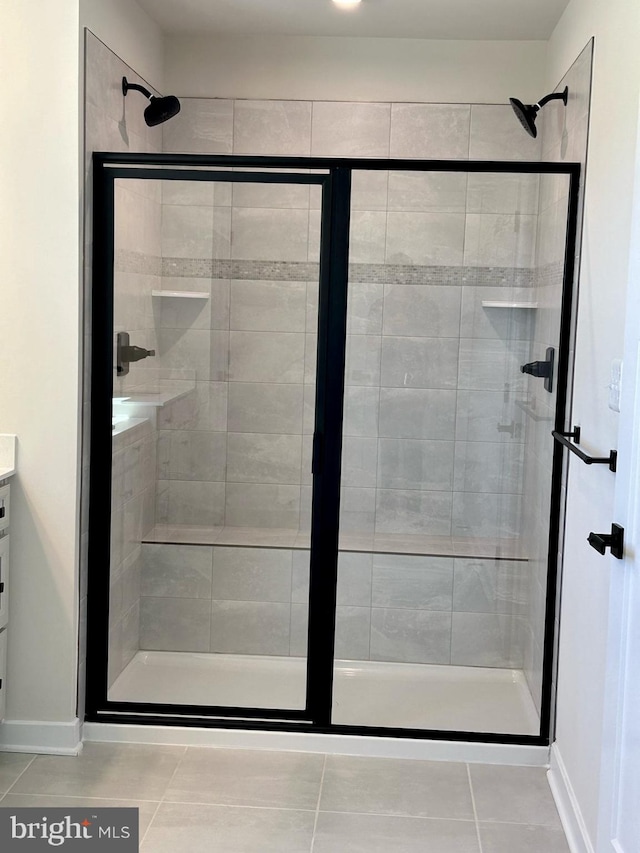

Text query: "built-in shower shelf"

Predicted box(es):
[151, 290, 209, 299]
[481, 301, 538, 309]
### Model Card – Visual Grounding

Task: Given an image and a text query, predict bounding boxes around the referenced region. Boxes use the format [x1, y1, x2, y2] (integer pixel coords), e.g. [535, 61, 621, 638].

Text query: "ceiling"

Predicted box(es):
[137, 0, 570, 41]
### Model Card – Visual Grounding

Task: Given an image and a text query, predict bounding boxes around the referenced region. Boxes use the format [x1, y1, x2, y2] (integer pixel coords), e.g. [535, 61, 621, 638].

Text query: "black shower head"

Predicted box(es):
[122, 77, 181, 127]
[509, 98, 539, 138]
[509, 86, 569, 138]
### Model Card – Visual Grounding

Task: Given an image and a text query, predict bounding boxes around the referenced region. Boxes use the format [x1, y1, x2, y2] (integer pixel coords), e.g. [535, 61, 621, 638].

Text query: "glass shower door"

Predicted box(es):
[102, 168, 326, 717]
[331, 167, 573, 737]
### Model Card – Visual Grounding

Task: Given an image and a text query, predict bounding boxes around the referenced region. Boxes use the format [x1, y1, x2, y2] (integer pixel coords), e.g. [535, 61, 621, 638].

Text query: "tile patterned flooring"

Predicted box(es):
[0, 745, 570, 851]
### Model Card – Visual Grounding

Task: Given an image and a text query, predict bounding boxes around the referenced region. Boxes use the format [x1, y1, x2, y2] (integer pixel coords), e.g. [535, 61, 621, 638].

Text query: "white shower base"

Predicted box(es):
[109, 651, 539, 736]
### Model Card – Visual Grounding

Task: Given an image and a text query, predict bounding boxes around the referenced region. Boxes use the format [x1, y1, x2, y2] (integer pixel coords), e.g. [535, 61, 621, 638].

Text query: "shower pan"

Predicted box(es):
[86, 152, 580, 747]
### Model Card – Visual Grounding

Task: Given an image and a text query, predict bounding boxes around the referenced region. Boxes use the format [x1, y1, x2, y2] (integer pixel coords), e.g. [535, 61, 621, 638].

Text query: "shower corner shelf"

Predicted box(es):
[151, 290, 209, 299]
[481, 300, 538, 309]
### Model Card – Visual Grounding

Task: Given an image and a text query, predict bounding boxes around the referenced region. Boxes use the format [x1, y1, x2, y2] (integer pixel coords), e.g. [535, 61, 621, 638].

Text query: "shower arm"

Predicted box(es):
[535, 88, 569, 110]
[122, 77, 153, 100]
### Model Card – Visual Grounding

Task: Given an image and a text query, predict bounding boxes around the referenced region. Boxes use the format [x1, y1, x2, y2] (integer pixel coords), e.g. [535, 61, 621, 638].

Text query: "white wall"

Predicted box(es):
[0, 0, 82, 725]
[0, 0, 164, 745]
[546, 1, 640, 849]
[165, 35, 547, 104]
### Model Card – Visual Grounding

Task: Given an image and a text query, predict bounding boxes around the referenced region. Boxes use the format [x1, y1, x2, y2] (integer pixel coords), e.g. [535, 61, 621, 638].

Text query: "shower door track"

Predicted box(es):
[87, 153, 581, 748]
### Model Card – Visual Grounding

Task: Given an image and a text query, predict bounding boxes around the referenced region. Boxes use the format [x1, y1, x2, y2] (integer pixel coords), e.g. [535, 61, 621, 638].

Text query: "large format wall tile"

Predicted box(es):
[158, 383, 228, 432]
[467, 173, 540, 215]
[457, 338, 530, 393]
[388, 171, 467, 212]
[380, 336, 460, 390]
[162, 205, 216, 259]
[382, 285, 461, 338]
[452, 491, 522, 539]
[227, 433, 303, 485]
[157, 430, 227, 482]
[232, 179, 310, 210]
[140, 597, 211, 652]
[234, 100, 312, 156]
[372, 554, 454, 610]
[375, 489, 453, 536]
[211, 547, 292, 602]
[230, 280, 307, 332]
[225, 483, 301, 528]
[370, 609, 452, 664]
[469, 105, 541, 161]
[378, 388, 457, 439]
[389, 104, 471, 159]
[163, 99, 233, 154]
[453, 558, 526, 615]
[346, 281, 384, 334]
[156, 480, 226, 526]
[464, 214, 537, 268]
[349, 211, 388, 263]
[210, 600, 291, 655]
[229, 331, 305, 383]
[311, 102, 391, 157]
[451, 612, 523, 667]
[231, 208, 309, 261]
[455, 391, 525, 443]
[453, 441, 525, 495]
[141, 544, 213, 599]
[386, 213, 465, 265]
[227, 383, 304, 434]
[377, 439, 455, 492]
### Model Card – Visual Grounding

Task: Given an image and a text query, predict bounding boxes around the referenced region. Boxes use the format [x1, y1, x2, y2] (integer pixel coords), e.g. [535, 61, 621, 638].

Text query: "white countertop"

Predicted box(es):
[0, 434, 17, 479]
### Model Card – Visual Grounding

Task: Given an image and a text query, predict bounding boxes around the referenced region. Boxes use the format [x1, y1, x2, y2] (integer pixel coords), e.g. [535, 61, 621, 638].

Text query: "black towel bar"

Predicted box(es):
[552, 425, 617, 472]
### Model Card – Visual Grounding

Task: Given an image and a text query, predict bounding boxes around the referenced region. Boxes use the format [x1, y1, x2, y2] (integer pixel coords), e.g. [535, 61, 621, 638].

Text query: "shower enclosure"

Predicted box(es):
[87, 152, 579, 745]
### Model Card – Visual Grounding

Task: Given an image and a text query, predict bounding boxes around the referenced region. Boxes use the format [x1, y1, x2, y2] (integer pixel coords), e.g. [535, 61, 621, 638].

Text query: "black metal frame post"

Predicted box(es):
[87, 153, 581, 748]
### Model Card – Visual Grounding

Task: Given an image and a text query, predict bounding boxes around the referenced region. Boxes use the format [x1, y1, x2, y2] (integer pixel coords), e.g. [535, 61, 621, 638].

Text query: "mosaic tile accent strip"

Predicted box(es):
[162, 257, 536, 288]
[116, 249, 162, 276]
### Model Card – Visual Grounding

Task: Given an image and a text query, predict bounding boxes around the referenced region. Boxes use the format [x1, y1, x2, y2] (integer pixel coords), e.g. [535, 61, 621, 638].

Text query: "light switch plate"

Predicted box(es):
[609, 359, 623, 412]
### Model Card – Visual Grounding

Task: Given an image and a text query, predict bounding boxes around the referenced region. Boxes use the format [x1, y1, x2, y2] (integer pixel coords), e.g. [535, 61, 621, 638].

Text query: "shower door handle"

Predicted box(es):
[521, 347, 555, 393]
[116, 331, 156, 376]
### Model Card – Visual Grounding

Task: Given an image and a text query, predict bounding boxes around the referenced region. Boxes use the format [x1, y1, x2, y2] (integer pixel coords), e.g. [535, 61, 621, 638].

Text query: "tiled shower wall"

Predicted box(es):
[139, 544, 526, 667]
[156, 98, 542, 539]
[520, 41, 593, 711]
[83, 32, 164, 694]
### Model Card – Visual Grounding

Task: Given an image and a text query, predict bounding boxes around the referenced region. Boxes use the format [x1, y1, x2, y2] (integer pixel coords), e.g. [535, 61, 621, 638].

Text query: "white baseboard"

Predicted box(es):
[548, 743, 595, 853]
[84, 722, 549, 766]
[0, 718, 83, 756]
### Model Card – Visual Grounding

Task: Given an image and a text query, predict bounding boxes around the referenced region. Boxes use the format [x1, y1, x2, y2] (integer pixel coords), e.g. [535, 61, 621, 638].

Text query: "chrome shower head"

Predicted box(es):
[509, 86, 568, 138]
[122, 77, 181, 127]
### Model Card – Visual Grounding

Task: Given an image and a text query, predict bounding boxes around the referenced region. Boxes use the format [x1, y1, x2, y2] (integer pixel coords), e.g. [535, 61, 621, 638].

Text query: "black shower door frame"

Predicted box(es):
[87, 153, 581, 748]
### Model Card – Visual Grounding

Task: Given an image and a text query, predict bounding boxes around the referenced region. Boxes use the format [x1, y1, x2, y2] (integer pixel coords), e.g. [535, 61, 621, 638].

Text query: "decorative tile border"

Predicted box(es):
[116, 249, 162, 276]
[162, 257, 536, 287]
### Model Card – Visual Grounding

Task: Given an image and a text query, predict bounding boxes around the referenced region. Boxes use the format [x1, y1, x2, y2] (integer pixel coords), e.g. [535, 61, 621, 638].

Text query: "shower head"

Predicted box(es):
[509, 86, 568, 138]
[122, 77, 181, 127]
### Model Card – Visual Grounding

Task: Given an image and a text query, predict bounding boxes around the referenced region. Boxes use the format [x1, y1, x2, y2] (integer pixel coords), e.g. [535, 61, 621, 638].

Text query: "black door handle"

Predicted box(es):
[588, 524, 624, 559]
[521, 347, 554, 393]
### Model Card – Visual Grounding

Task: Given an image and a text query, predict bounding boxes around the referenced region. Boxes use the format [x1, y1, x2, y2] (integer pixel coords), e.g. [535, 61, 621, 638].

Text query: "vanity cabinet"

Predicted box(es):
[0, 483, 10, 722]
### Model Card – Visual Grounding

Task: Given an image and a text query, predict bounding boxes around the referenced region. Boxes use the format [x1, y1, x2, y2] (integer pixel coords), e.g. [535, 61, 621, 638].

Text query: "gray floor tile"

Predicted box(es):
[469, 765, 561, 827]
[320, 756, 474, 819]
[0, 753, 35, 796]
[479, 822, 570, 853]
[141, 802, 315, 852]
[0, 794, 159, 836]
[11, 744, 185, 801]
[164, 748, 324, 810]
[313, 812, 480, 852]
